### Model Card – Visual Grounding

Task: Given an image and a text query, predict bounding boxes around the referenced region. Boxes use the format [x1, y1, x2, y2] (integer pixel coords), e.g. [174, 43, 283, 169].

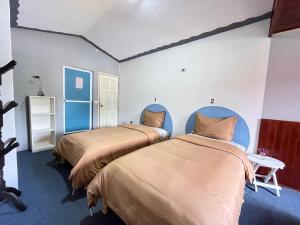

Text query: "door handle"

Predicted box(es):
[100, 104, 104, 108]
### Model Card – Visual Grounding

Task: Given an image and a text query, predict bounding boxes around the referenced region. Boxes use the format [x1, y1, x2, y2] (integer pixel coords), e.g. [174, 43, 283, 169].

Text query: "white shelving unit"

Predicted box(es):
[28, 96, 56, 153]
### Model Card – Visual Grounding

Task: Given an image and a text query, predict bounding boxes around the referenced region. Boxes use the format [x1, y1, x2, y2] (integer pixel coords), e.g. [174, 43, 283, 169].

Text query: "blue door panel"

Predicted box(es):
[65, 102, 91, 133]
[65, 68, 91, 101]
[64, 67, 92, 133]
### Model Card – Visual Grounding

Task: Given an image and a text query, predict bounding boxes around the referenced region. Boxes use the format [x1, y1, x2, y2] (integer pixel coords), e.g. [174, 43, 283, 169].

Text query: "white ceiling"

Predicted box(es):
[17, 0, 274, 60]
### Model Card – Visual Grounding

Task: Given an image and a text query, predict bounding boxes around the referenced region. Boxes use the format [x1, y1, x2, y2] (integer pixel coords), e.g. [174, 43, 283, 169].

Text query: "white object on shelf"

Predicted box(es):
[247, 154, 285, 197]
[28, 96, 56, 153]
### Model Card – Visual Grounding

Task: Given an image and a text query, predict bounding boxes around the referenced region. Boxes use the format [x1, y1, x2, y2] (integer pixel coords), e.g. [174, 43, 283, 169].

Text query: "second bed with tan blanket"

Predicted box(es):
[54, 124, 162, 189]
[87, 134, 254, 225]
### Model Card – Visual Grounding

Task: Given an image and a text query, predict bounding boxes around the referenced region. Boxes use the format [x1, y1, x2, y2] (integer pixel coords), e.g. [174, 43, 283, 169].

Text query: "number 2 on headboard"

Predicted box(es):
[210, 98, 215, 104]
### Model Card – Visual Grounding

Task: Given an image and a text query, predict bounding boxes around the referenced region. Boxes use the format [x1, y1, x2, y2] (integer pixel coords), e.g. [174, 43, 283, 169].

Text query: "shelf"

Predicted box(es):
[32, 128, 55, 133]
[31, 113, 55, 116]
[32, 142, 55, 152]
[28, 96, 56, 153]
[30, 96, 55, 99]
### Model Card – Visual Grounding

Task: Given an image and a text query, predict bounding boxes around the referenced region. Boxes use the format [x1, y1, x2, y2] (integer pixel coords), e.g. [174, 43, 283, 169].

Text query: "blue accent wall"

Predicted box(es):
[185, 106, 250, 149]
[140, 104, 173, 135]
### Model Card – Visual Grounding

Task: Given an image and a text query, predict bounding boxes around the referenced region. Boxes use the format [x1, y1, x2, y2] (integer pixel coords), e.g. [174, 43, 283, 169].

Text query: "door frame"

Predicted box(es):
[98, 72, 119, 128]
[63, 65, 93, 134]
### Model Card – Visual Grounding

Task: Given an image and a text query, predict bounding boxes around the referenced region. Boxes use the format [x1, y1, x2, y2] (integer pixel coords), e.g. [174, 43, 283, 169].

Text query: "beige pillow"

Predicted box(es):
[143, 110, 166, 128]
[194, 112, 237, 141]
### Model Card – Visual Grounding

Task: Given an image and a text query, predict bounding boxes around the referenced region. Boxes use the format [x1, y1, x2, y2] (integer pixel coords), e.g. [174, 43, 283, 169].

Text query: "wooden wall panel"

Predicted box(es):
[269, 0, 300, 36]
[257, 119, 300, 190]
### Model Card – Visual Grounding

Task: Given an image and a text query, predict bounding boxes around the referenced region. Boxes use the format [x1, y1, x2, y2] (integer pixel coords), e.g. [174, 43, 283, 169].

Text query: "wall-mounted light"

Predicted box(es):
[32, 76, 45, 96]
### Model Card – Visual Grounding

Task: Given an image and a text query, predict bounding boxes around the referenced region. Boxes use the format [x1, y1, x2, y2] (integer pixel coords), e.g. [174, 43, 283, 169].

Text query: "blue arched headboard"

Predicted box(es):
[140, 104, 173, 135]
[185, 106, 250, 149]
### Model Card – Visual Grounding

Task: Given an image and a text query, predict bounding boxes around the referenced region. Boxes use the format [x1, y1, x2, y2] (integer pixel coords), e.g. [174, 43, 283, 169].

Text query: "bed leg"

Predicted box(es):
[89, 208, 94, 216]
[101, 204, 108, 215]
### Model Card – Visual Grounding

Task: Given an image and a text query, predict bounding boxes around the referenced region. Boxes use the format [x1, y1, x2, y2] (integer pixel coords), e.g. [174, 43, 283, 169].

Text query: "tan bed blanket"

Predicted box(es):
[87, 134, 254, 225]
[54, 124, 160, 189]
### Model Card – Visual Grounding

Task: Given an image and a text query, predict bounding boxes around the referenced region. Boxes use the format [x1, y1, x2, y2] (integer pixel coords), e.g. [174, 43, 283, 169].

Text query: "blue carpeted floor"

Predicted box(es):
[0, 150, 299, 225]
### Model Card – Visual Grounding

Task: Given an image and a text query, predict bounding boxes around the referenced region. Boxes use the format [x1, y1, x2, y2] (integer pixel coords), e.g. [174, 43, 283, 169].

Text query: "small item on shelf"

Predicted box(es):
[32, 75, 45, 96]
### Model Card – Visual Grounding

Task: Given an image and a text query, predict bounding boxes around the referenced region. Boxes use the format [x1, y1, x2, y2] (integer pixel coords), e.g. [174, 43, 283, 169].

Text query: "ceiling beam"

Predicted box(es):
[120, 12, 272, 63]
[11, 26, 120, 62]
[10, 0, 19, 27]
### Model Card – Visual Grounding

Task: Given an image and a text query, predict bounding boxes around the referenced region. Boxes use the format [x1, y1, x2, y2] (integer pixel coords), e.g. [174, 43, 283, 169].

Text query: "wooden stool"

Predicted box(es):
[247, 154, 285, 197]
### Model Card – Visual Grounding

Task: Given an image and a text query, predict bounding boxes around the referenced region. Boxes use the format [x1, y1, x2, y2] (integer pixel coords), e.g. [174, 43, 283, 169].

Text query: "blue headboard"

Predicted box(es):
[140, 104, 173, 135]
[185, 106, 250, 149]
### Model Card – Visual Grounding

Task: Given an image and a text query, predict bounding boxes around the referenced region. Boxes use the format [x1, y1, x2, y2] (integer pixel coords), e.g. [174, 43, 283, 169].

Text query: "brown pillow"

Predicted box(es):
[194, 112, 237, 141]
[143, 109, 166, 128]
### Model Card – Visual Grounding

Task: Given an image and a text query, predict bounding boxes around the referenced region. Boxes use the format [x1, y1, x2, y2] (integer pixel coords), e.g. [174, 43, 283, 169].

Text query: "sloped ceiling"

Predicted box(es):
[15, 0, 274, 61]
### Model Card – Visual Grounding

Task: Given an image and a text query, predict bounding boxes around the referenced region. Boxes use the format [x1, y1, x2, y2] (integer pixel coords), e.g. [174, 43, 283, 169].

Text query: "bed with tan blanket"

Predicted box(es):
[54, 124, 163, 189]
[87, 134, 254, 225]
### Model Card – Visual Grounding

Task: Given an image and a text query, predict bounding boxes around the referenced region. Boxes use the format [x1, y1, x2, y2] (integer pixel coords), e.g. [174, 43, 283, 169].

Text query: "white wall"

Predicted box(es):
[11, 28, 119, 151]
[262, 37, 300, 122]
[120, 20, 271, 153]
[0, 0, 18, 187]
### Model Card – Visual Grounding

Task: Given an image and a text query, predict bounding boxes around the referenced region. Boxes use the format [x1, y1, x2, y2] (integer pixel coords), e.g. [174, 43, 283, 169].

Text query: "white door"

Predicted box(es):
[99, 73, 119, 127]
